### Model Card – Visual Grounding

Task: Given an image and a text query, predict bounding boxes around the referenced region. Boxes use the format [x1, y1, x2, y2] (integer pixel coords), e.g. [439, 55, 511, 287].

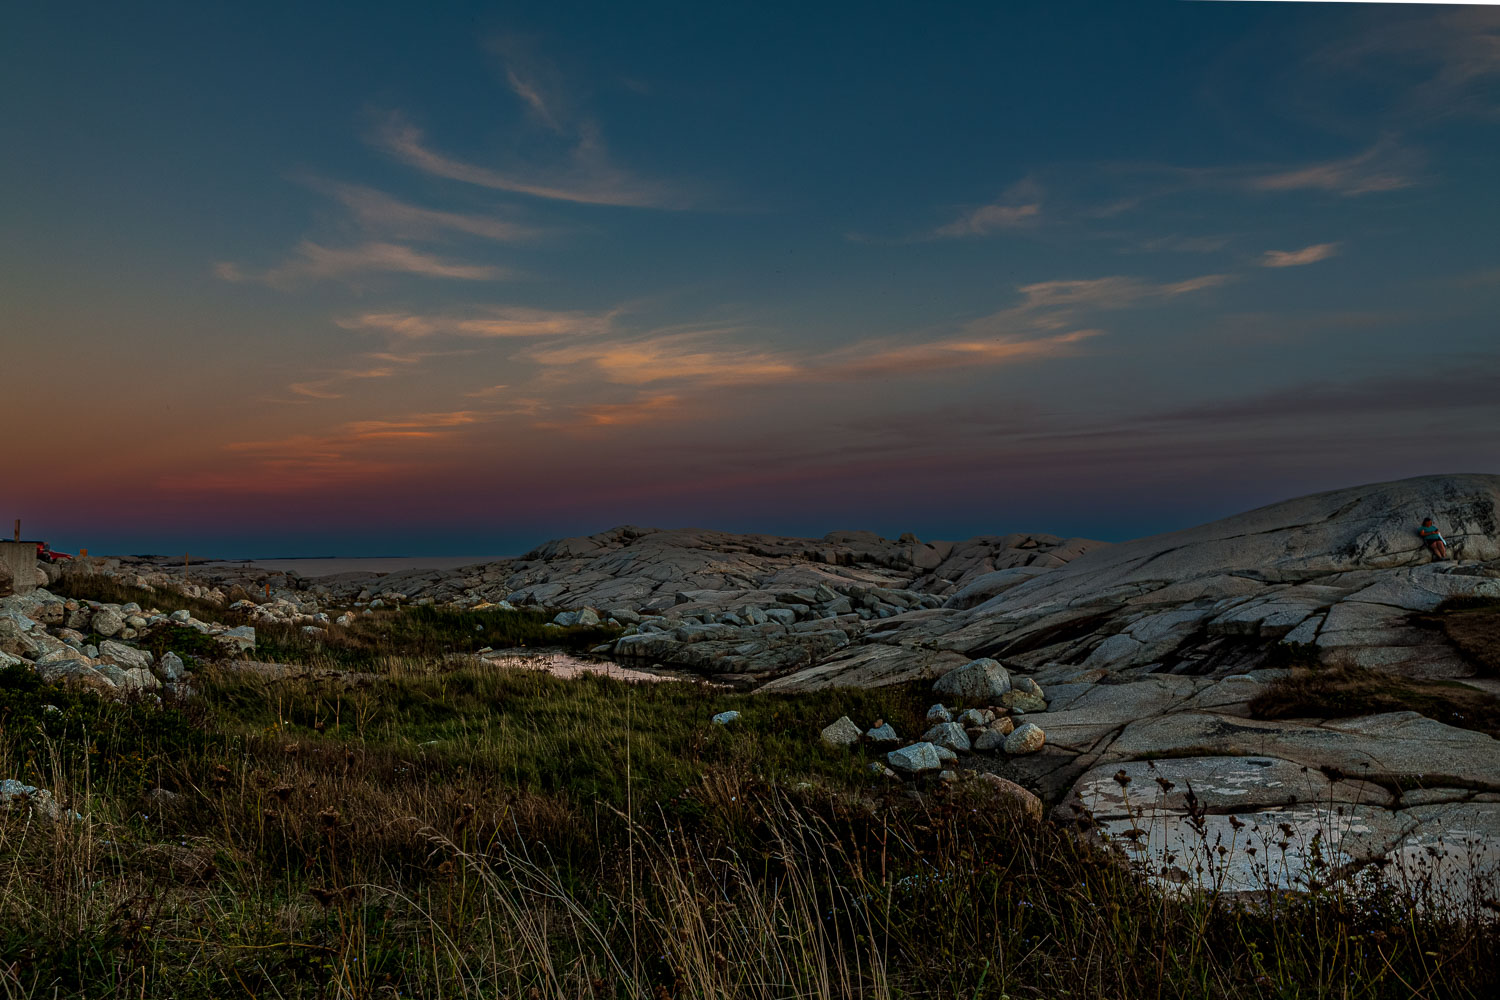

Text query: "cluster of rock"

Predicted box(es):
[816, 659, 1049, 787]
[774, 474, 1500, 692]
[0, 588, 255, 697]
[593, 582, 950, 678]
[151, 525, 1100, 635]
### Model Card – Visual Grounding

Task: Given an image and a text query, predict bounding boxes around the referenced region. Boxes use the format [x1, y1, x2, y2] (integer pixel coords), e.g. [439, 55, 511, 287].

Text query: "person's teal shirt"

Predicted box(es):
[1420, 525, 1443, 541]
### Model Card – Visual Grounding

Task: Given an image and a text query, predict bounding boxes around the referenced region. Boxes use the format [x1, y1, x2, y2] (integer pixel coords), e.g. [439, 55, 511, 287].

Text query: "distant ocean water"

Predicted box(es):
[225, 556, 503, 578]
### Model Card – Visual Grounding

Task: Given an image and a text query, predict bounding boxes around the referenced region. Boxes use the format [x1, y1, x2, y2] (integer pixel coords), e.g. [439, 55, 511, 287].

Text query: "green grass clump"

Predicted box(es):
[0, 664, 211, 797]
[253, 604, 624, 669]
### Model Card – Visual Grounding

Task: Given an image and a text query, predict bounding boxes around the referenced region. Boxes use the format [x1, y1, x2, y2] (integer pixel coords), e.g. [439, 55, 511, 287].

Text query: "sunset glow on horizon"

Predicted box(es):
[4, 2, 1498, 557]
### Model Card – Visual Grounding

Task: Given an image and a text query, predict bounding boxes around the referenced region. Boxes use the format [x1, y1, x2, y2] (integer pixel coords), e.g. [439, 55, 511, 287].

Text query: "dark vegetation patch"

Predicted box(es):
[253, 604, 624, 668]
[1249, 664, 1500, 738]
[1436, 595, 1500, 675]
[136, 621, 232, 664]
[49, 573, 229, 621]
[0, 665, 212, 798]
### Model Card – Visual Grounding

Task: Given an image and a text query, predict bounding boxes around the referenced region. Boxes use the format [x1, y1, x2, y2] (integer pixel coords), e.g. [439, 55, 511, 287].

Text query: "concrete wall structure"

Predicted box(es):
[0, 542, 39, 595]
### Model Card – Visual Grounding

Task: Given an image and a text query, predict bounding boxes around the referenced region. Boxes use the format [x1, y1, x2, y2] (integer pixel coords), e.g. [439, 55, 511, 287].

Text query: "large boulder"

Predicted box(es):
[96, 640, 152, 672]
[933, 658, 1012, 701]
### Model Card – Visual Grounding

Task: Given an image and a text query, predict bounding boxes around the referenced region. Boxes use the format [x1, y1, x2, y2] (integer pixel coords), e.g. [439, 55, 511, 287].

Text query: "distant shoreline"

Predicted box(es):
[215, 555, 506, 577]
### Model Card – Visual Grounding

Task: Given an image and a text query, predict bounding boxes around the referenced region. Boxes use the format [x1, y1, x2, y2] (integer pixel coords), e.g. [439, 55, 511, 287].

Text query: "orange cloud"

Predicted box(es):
[375, 112, 688, 209]
[1260, 243, 1341, 268]
[216, 241, 503, 286]
[339, 307, 616, 339]
[534, 393, 684, 430]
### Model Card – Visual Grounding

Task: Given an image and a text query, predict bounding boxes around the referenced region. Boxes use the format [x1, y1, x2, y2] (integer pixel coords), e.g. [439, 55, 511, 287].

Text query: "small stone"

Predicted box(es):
[926, 703, 953, 724]
[169, 609, 191, 622]
[939, 770, 958, 783]
[973, 728, 1009, 751]
[1013, 677, 1043, 696]
[820, 716, 863, 747]
[91, 608, 124, 638]
[155, 651, 187, 682]
[711, 711, 741, 726]
[0, 779, 61, 821]
[921, 722, 972, 753]
[1001, 690, 1048, 713]
[958, 708, 995, 727]
[887, 742, 943, 774]
[1004, 723, 1046, 755]
[867, 762, 898, 779]
[866, 723, 899, 742]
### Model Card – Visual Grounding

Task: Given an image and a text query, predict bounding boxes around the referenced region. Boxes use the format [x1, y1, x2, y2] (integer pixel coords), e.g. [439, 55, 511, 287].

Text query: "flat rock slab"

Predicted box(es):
[1067, 755, 1500, 904]
[1017, 676, 1206, 752]
[1103, 711, 1500, 792]
[758, 643, 969, 692]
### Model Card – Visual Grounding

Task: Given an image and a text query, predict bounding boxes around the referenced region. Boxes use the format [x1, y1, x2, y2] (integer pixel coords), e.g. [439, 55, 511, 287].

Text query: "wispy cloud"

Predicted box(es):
[166, 410, 509, 492]
[524, 332, 799, 386]
[1246, 140, 1415, 197]
[375, 112, 687, 209]
[216, 241, 503, 286]
[314, 181, 539, 242]
[1315, 9, 1500, 124]
[1130, 234, 1234, 255]
[283, 364, 399, 402]
[337, 306, 618, 339]
[1261, 243, 1340, 268]
[932, 201, 1041, 238]
[536, 392, 684, 430]
[522, 272, 1224, 393]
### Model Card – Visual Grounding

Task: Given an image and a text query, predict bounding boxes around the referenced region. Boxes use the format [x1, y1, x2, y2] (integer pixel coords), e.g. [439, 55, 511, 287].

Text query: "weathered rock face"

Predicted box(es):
[768, 474, 1500, 691]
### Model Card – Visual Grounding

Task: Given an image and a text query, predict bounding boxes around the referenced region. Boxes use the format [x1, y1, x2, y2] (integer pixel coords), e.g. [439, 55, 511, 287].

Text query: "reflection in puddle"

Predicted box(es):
[480, 649, 695, 683]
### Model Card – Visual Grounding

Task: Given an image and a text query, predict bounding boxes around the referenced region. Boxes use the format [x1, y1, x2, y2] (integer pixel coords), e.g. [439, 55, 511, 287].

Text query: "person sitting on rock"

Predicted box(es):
[1419, 518, 1448, 560]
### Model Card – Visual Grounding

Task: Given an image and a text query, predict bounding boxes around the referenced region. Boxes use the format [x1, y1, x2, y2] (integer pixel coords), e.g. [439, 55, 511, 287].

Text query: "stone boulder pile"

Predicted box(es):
[0, 588, 256, 698]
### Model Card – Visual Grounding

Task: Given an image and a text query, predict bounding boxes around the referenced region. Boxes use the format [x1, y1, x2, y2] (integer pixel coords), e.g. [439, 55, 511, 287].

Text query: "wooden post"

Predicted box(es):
[184, 552, 189, 582]
[12, 520, 18, 543]
[265, 582, 271, 600]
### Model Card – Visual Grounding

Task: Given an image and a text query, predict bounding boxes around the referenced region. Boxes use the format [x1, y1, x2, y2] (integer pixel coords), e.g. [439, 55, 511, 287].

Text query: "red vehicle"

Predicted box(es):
[34, 542, 72, 563]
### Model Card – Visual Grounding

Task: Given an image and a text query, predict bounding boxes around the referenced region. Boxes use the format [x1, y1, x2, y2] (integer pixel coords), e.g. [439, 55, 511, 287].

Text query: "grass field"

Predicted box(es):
[3, 585, 1498, 997]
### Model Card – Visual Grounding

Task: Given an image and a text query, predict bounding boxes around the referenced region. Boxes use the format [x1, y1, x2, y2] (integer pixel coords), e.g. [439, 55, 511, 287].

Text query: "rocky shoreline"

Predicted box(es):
[6, 472, 1500, 907]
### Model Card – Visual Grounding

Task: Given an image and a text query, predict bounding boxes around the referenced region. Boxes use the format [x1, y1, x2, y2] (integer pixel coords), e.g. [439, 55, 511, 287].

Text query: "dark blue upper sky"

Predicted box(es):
[4, 2, 1498, 556]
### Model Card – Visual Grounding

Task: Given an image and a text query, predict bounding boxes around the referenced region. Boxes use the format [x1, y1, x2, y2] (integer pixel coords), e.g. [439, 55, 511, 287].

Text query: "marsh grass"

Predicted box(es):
[1249, 664, 1500, 739]
[1436, 596, 1500, 676]
[3, 634, 1498, 996]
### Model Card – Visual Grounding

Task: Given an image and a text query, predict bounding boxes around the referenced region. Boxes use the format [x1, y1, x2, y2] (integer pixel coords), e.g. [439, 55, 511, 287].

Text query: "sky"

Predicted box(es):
[3, 1, 1499, 557]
